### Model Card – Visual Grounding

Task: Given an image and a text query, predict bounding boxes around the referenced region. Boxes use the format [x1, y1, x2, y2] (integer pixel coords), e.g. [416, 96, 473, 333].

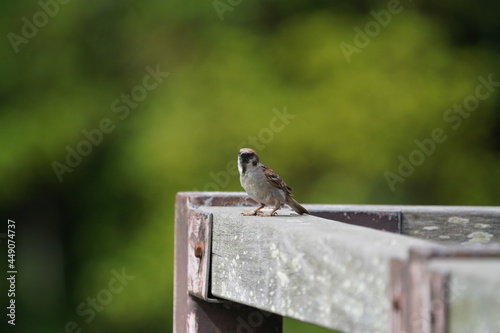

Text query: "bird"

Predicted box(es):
[237, 148, 309, 216]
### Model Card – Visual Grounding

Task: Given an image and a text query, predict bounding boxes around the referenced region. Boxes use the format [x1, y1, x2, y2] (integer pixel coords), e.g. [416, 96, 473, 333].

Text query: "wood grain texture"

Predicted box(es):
[205, 206, 438, 332]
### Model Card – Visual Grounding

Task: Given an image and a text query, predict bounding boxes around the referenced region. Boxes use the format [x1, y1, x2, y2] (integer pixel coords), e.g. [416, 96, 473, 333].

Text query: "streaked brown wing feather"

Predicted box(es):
[261, 165, 293, 195]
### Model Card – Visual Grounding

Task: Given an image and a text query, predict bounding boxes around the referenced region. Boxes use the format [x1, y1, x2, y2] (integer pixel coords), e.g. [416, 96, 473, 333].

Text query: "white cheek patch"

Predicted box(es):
[237, 158, 244, 174]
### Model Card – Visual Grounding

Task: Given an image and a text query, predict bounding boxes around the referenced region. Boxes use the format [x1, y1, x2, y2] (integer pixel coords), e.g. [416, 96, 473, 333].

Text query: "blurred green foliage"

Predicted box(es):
[1, 0, 499, 332]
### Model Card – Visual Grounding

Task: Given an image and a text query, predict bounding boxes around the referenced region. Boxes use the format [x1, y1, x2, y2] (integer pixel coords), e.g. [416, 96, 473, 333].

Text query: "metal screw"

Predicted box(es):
[194, 242, 203, 258]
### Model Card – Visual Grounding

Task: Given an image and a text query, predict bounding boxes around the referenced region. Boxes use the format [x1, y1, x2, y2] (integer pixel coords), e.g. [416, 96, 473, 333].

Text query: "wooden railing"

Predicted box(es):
[174, 192, 500, 333]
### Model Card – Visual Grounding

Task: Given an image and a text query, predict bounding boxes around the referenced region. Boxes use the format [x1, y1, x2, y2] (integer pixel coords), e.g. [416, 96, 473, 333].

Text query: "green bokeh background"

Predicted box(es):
[1, 0, 499, 332]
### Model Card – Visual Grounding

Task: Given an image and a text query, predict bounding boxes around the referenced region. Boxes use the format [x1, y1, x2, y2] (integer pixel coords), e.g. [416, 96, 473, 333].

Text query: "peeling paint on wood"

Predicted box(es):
[423, 226, 439, 231]
[448, 217, 470, 225]
[462, 231, 495, 245]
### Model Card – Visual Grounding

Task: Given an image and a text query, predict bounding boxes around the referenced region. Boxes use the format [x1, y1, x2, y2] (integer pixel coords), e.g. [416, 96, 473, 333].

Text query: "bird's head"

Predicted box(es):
[238, 148, 260, 174]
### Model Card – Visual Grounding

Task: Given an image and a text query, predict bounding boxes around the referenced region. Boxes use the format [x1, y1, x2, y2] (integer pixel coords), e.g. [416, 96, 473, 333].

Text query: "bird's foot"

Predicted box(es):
[241, 212, 255, 216]
[241, 210, 263, 216]
[260, 211, 278, 217]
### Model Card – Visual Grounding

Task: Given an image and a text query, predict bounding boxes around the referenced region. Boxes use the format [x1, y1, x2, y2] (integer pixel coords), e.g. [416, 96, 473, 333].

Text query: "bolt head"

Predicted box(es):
[194, 242, 203, 258]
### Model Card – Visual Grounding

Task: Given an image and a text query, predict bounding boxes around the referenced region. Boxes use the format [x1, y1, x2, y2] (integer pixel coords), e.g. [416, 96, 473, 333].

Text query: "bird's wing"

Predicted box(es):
[261, 165, 293, 195]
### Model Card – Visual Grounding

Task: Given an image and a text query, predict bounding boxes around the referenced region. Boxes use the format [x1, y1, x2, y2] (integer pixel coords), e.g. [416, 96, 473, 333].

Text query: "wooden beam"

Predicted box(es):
[174, 192, 500, 332]
[307, 204, 500, 245]
[205, 206, 439, 332]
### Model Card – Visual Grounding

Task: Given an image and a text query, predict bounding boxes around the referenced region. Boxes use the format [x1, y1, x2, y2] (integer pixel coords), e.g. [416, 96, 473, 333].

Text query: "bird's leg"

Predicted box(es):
[262, 203, 281, 217]
[242, 203, 266, 216]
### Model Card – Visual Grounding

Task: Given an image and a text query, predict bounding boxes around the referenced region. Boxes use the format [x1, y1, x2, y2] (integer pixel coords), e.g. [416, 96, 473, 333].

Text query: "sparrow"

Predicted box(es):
[238, 148, 309, 216]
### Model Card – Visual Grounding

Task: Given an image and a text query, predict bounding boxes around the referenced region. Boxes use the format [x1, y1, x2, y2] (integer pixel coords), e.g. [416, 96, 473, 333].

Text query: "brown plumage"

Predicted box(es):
[238, 148, 309, 216]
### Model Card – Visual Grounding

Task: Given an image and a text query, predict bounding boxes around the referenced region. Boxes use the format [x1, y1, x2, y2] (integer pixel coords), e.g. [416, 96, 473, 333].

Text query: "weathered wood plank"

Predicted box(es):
[308, 204, 500, 245]
[174, 193, 283, 333]
[181, 194, 500, 245]
[204, 206, 440, 332]
[429, 259, 500, 333]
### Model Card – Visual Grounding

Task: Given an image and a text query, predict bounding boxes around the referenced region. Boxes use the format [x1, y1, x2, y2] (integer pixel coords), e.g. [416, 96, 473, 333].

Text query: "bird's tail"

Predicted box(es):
[286, 197, 310, 215]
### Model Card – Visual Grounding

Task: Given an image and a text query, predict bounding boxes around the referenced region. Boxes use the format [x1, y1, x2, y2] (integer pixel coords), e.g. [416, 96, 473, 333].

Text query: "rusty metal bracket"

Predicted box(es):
[390, 245, 500, 333]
